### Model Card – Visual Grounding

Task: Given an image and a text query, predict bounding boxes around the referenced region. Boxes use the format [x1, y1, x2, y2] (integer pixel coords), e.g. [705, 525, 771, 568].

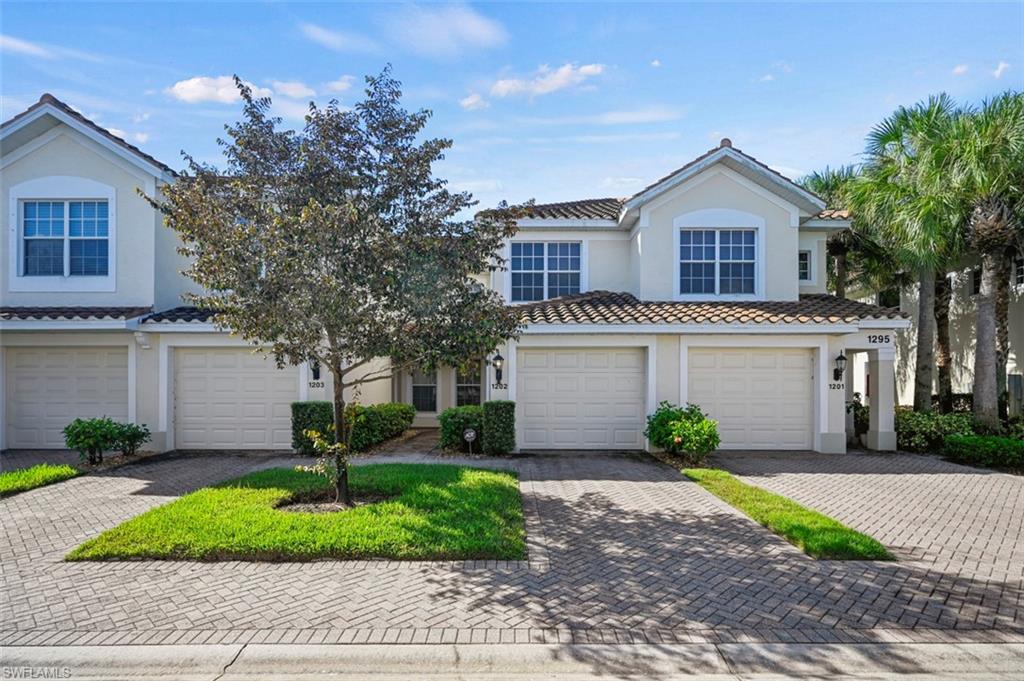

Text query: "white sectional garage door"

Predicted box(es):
[173, 348, 298, 450]
[688, 348, 813, 450]
[4, 346, 129, 449]
[517, 348, 646, 450]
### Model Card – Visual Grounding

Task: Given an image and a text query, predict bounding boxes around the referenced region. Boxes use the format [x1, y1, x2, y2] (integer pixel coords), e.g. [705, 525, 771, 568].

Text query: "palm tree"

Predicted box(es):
[850, 94, 962, 413]
[940, 93, 1024, 428]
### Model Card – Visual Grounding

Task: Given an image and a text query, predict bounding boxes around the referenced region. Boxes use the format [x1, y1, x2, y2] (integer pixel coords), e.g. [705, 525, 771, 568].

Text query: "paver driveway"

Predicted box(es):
[1, 445, 1022, 647]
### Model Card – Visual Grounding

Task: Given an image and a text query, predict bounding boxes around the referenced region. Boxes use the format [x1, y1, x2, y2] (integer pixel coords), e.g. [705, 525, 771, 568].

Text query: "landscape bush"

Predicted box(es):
[895, 408, 975, 453]
[439, 405, 485, 452]
[114, 422, 151, 456]
[943, 434, 1024, 471]
[291, 402, 416, 455]
[63, 417, 121, 465]
[482, 400, 515, 455]
[645, 401, 721, 465]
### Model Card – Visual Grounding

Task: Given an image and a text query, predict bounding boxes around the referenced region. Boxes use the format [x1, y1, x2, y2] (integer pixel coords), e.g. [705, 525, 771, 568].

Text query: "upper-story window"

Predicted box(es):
[21, 199, 109, 277]
[1015, 255, 1024, 286]
[798, 250, 812, 282]
[510, 241, 580, 302]
[679, 228, 755, 295]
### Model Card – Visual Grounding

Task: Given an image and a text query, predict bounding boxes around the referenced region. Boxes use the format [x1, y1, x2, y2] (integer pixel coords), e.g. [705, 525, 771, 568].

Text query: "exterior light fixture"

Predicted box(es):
[491, 353, 505, 384]
[834, 353, 847, 381]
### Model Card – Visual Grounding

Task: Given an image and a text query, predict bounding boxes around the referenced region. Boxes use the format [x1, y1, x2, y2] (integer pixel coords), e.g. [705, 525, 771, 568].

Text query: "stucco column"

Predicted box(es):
[819, 338, 847, 454]
[844, 352, 856, 443]
[867, 349, 897, 451]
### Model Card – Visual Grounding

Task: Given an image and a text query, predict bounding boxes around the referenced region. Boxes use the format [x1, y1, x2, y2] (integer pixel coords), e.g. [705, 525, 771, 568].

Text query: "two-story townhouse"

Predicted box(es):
[2, 94, 908, 455]
[395, 139, 911, 453]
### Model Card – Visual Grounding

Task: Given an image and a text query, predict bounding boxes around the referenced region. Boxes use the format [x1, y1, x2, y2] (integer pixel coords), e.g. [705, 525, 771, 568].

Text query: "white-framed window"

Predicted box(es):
[510, 241, 581, 302]
[798, 250, 812, 282]
[411, 370, 437, 412]
[22, 200, 110, 277]
[1015, 255, 1024, 287]
[679, 228, 756, 295]
[456, 362, 483, 407]
[972, 268, 982, 296]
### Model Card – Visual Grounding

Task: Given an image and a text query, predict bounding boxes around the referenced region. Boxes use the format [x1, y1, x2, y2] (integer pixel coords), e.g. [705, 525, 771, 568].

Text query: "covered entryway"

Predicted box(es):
[173, 348, 298, 449]
[688, 347, 813, 449]
[4, 346, 129, 448]
[517, 347, 646, 449]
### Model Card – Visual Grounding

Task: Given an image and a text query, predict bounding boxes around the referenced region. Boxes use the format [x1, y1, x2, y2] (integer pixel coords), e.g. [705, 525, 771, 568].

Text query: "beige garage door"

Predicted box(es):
[174, 348, 298, 449]
[688, 348, 813, 450]
[5, 346, 129, 449]
[517, 348, 646, 450]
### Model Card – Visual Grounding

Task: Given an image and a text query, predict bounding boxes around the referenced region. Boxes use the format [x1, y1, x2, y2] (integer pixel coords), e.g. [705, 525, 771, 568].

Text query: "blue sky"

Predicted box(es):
[2, 2, 1021, 210]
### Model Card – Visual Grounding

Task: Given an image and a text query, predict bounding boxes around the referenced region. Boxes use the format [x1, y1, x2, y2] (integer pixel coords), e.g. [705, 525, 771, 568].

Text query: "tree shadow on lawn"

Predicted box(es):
[422, 488, 1023, 676]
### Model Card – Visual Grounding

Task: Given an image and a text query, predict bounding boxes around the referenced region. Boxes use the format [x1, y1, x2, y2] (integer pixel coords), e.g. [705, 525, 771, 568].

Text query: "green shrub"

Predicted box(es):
[291, 402, 416, 455]
[439, 405, 485, 452]
[114, 423, 151, 456]
[645, 401, 720, 464]
[846, 393, 869, 438]
[944, 434, 1024, 470]
[63, 417, 120, 465]
[482, 400, 515, 455]
[895, 408, 975, 453]
[1006, 417, 1024, 441]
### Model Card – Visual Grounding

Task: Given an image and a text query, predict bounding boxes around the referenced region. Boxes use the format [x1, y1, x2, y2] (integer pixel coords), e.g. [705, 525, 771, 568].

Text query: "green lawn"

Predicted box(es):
[0, 464, 80, 498]
[684, 468, 893, 561]
[67, 464, 525, 562]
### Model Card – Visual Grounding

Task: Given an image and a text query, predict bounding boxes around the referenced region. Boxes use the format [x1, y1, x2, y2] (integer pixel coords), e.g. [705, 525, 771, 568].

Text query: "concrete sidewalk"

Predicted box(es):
[4, 642, 1023, 680]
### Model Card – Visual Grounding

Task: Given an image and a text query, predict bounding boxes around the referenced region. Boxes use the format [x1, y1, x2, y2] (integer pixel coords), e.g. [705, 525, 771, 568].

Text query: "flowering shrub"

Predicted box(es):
[644, 401, 721, 465]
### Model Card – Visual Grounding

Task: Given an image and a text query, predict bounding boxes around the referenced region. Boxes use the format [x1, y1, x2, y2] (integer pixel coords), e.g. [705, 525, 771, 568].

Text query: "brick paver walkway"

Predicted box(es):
[2, 444, 1022, 646]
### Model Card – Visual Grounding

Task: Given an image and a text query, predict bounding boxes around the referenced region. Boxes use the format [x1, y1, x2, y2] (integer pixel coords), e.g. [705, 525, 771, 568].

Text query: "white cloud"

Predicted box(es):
[448, 178, 503, 193]
[132, 112, 151, 123]
[166, 76, 272, 104]
[759, 74, 775, 82]
[994, 61, 1011, 78]
[106, 126, 127, 139]
[132, 132, 150, 144]
[519, 107, 682, 126]
[650, 59, 661, 68]
[491, 63, 605, 98]
[386, 5, 507, 58]
[325, 75, 355, 93]
[600, 176, 644, 190]
[773, 60, 794, 73]
[299, 22, 378, 53]
[273, 99, 314, 121]
[952, 64, 969, 76]
[459, 93, 489, 110]
[0, 34, 54, 58]
[272, 80, 316, 98]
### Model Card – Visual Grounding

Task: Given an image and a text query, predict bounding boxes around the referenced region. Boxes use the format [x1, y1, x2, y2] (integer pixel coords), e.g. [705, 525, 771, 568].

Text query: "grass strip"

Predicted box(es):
[684, 468, 893, 560]
[0, 463, 80, 498]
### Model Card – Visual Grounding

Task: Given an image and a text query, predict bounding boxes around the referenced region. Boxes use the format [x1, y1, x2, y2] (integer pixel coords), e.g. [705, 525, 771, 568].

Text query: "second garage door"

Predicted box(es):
[517, 348, 646, 449]
[688, 347, 813, 450]
[174, 348, 298, 449]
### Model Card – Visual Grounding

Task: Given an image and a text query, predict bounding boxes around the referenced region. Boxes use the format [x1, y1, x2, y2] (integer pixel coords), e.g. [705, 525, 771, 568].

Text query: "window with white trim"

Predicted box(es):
[1015, 255, 1024, 286]
[510, 241, 580, 302]
[411, 370, 437, 412]
[679, 228, 755, 295]
[456, 362, 483, 406]
[798, 250, 812, 282]
[21, 200, 109, 277]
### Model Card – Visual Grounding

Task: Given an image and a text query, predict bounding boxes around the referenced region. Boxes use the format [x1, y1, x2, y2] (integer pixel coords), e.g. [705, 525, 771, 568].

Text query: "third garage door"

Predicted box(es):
[517, 348, 646, 449]
[173, 348, 298, 449]
[687, 347, 813, 450]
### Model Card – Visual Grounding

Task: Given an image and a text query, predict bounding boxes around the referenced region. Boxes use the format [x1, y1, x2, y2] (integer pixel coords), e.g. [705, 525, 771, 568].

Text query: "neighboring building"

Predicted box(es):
[1, 94, 908, 454]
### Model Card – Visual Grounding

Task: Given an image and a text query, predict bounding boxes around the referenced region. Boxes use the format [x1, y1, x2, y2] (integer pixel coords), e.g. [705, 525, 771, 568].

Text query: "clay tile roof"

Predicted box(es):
[0, 306, 152, 321]
[522, 198, 623, 220]
[2, 93, 175, 176]
[815, 209, 851, 220]
[145, 306, 214, 323]
[517, 291, 906, 325]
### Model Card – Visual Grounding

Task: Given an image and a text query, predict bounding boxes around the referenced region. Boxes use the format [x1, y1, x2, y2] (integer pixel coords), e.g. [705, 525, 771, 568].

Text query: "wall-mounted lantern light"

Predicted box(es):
[311, 362, 321, 381]
[491, 353, 505, 384]
[834, 353, 847, 381]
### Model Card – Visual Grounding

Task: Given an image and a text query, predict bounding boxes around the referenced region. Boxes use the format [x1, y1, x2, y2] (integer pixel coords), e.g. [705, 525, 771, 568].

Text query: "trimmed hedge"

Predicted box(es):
[482, 400, 516, 455]
[895, 408, 975, 453]
[944, 434, 1024, 471]
[439, 405, 484, 452]
[291, 402, 415, 455]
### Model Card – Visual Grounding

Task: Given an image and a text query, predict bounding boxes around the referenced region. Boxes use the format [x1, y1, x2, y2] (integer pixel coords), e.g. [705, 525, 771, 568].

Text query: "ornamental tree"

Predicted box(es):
[151, 69, 524, 504]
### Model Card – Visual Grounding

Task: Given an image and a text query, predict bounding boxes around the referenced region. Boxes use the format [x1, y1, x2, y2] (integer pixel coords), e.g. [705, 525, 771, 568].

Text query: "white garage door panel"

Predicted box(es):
[517, 348, 645, 450]
[688, 348, 813, 450]
[174, 348, 297, 449]
[5, 347, 129, 449]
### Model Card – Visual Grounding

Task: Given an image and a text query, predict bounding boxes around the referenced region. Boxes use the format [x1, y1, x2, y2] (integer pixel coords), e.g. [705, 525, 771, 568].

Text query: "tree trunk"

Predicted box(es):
[934, 272, 953, 413]
[834, 252, 847, 299]
[913, 268, 936, 412]
[996, 256, 1011, 421]
[973, 254, 1000, 429]
[331, 361, 352, 506]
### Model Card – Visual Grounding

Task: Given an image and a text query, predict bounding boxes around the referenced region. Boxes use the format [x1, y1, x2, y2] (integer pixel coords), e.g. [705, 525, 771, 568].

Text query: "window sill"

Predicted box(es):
[674, 293, 763, 302]
[8, 275, 115, 293]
